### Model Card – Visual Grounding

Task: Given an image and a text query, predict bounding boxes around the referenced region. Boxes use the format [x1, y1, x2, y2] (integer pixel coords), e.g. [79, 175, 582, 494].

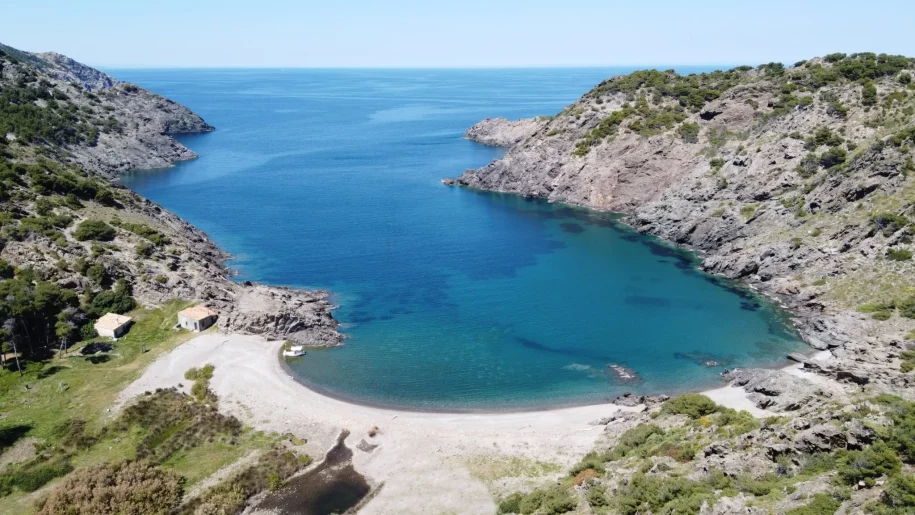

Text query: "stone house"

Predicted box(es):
[177, 305, 218, 332]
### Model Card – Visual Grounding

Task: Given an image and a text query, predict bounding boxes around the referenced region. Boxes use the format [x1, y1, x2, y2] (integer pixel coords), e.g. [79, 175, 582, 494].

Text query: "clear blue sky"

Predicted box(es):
[3, 0, 914, 68]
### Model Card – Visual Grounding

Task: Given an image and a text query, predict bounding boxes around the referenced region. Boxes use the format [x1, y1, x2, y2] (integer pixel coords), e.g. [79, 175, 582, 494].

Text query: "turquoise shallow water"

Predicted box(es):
[116, 68, 806, 411]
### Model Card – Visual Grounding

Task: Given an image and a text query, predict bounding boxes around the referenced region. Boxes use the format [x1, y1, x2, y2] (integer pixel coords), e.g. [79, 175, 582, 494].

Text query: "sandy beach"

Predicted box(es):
[115, 334, 835, 514]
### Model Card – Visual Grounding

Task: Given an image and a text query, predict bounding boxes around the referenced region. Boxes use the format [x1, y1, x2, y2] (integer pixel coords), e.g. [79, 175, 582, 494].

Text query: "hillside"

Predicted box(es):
[0, 43, 342, 355]
[450, 53, 915, 514]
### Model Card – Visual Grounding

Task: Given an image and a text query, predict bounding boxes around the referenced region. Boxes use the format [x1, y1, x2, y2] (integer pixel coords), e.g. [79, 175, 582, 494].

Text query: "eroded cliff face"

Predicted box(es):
[454, 56, 915, 393]
[0, 43, 340, 346]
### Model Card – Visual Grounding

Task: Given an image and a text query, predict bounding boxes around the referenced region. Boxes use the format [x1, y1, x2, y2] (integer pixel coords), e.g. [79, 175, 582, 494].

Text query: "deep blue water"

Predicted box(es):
[115, 68, 805, 411]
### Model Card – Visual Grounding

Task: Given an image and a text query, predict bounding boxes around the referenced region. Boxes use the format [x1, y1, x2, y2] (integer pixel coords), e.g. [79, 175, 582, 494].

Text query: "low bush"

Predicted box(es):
[819, 146, 847, 168]
[610, 423, 665, 459]
[73, 219, 115, 241]
[35, 460, 182, 515]
[678, 122, 700, 143]
[114, 387, 241, 464]
[786, 493, 842, 515]
[0, 458, 73, 496]
[614, 473, 715, 515]
[887, 248, 913, 261]
[661, 393, 720, 419]
[871, 212, 910, 236]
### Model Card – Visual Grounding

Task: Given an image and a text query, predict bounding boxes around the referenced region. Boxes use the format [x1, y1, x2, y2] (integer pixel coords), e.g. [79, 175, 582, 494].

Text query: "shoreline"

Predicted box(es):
[277, 347, 814, 416]
[116, 333, 836, 513]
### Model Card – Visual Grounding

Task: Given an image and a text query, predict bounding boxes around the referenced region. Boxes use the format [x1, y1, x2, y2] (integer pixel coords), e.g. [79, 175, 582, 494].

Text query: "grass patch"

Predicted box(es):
[463, 455, 562, 483]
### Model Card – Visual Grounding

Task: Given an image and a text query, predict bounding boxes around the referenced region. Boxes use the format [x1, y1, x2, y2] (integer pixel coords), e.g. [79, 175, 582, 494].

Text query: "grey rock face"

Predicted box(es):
[464, 117, 549, 147]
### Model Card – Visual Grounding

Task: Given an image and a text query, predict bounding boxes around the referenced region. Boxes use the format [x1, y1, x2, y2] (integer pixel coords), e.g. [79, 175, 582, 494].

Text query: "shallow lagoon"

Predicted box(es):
[117, 68, 806, 410]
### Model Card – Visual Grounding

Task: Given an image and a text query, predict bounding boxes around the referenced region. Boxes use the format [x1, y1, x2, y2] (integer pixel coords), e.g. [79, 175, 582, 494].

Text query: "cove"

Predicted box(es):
[116, 68, 807, 411]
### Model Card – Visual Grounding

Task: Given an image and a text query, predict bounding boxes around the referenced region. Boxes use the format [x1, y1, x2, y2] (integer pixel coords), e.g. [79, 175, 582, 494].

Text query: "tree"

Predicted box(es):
[862, 81, 878, 106]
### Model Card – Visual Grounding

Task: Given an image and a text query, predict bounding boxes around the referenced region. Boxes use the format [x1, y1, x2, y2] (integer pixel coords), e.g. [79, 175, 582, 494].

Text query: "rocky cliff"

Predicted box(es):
[0, 43, 340, 347]
[452, 54, 915, 395]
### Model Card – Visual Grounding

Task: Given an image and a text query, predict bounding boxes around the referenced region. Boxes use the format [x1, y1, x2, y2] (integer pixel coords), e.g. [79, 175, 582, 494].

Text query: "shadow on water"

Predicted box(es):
[516, 336, 618, 363]
[253, 430, 371, 515]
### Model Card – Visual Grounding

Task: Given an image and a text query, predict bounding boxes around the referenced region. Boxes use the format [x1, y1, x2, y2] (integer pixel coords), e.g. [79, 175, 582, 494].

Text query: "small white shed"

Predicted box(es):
[94, 313, 133, 339]
[177, 305, 218, 332]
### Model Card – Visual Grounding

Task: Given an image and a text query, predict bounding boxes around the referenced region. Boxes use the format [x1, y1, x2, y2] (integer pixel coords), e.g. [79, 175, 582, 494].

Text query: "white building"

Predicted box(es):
[177, 305, 218, 332]
[94, 313, 133, 339]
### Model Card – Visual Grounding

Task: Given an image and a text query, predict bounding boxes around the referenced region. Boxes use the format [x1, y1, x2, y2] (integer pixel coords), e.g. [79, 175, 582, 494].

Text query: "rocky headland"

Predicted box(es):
[0, 43, 340, 347]
[448, 54, 915, 514]
[453, 55, 915, 398]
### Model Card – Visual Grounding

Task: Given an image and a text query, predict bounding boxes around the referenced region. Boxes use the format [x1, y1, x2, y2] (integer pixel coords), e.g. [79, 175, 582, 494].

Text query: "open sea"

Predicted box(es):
[115, 67, 806, 411]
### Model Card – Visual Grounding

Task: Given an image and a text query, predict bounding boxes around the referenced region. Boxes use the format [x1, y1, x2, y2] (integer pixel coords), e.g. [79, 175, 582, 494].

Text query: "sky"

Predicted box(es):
[3, 0, 915, 68]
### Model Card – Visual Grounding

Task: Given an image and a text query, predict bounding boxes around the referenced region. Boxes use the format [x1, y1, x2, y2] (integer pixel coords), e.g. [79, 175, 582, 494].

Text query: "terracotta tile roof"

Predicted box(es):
[178, 305, 218, 321]
[94, 313, 132, 330]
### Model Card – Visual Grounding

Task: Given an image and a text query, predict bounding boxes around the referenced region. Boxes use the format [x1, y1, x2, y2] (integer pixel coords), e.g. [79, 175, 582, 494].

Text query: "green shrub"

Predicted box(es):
[136, 241, 153, 257]
[662, 393, 720, 419]
[709, 157, 725, 170]
[882, 473, 915, 511]
[806, 126, 843, 149]
[587, 487, 609, 508]
[887, 249, 913, 261]
[0, 259, 13, 279]
[610, 423, 665, 459]
[819, 146, 847, 168]
[73, 219, 115, 241]
[678, 122, 700, 143]
[871, 212, 910, 236]
[0, 459, 73, 494]
[569, 451, 607, 476]
[858, 301, 895, 320]
[900, 296, 915, 319]
[795, 153, 820, 178]
[85, 263, 107, 285]
[786, 493, 842, 515]
[716, 408, 760, 435]
[900, 350, 915, 373]
[498, 493, 524, 514]
[862, 81, 878, 106]
[837, 441, 901, 486]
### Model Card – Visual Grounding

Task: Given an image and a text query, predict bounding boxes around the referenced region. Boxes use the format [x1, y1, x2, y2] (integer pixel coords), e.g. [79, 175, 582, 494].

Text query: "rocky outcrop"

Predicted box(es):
[464, 117, 548, 147]
[221, 285, 342, 347]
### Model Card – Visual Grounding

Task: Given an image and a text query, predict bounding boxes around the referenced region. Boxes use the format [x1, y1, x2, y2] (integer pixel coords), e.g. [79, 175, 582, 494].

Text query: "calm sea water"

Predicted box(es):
[116, 68, 805, 411]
